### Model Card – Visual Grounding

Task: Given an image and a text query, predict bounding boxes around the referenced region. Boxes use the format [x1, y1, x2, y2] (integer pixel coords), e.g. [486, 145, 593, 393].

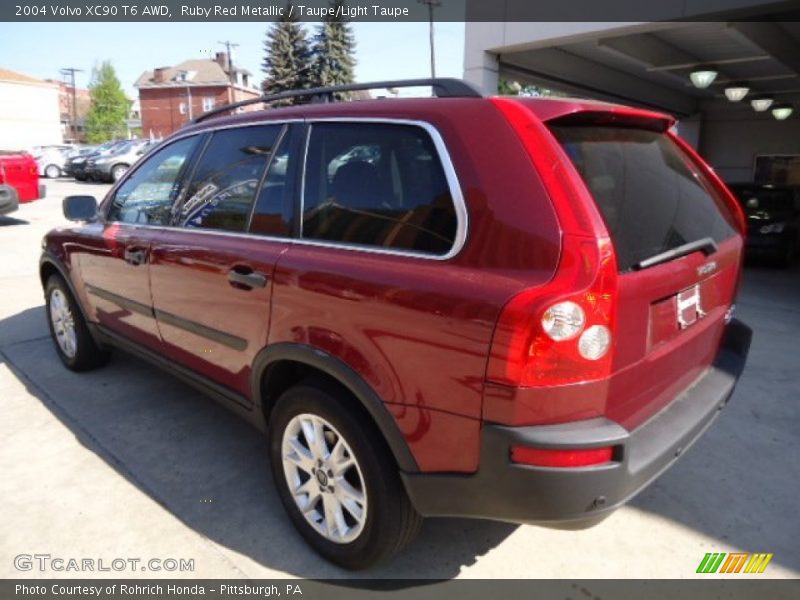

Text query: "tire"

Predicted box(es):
[774, 239, 797, 268]
[45, 275, 110, 371]
[268, 380, 422, 570]
[45, 164, 61, 179]
[111, 164, 129, 182]
[74, 174, 86, 182]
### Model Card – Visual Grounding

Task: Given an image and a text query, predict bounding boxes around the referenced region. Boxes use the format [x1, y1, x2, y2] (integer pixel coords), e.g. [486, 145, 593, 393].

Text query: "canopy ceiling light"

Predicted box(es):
[751, 97, 774, 112]
[689, 69, 718, 89]
[724, 84, 750, 102]
[772, 104, 793, 120]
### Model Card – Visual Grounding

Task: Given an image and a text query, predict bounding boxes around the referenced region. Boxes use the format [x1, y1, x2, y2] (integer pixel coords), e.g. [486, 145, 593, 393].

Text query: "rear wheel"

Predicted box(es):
[268, 381, 422, 569]
[45, 164, 61, 179]
[45, 275, 110, 371]
[111, 164, 129, 182]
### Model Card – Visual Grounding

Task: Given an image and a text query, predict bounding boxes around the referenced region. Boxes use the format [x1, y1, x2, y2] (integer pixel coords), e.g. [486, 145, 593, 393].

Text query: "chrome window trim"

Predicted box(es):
[103, 117, 469, 262]
[298, 118, 468, 261]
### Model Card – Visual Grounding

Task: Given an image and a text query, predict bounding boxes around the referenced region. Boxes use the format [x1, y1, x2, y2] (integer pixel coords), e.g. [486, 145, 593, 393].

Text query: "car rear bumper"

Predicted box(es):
[0, 185, 19, 215]
[401, 318, 752, 527]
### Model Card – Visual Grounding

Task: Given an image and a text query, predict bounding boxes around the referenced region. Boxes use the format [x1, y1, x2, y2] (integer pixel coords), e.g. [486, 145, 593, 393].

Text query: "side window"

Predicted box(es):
[249, 130, 294, 237]
[302, 123, 458, 255]
[107, 136, 198, 225]
[178, 124, 283, 232]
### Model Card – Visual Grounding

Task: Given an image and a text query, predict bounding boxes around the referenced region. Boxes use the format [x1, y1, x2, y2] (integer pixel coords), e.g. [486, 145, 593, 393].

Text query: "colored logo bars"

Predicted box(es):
[697, 552, 774, 574]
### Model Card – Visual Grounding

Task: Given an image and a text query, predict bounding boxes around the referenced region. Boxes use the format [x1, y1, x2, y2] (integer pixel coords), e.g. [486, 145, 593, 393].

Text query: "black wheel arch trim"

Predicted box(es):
[251, 342, 420, 473]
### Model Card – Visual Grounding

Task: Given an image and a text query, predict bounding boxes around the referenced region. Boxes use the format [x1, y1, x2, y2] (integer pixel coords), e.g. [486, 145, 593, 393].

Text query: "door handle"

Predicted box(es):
[228, 267, 268, 290]
[124, 247, 147, 266]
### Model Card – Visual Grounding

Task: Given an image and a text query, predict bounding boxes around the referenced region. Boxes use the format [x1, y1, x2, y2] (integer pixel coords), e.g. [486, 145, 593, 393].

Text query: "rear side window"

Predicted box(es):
[551, 126, 736, 271]
[302, 122, 458, 255]
[178, 124, 283, 232]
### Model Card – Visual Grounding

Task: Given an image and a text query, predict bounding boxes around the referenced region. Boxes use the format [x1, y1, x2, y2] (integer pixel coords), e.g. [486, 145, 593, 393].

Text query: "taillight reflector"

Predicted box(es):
[511, 445, 613, 468]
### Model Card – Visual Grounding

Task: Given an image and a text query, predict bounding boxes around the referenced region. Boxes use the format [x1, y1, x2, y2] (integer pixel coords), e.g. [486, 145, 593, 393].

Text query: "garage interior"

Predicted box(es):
[481, 21, 800, 185]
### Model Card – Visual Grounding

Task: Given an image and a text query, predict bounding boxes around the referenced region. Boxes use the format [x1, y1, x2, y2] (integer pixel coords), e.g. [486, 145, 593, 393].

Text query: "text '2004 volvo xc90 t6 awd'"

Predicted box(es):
[40, 78, 752, 570]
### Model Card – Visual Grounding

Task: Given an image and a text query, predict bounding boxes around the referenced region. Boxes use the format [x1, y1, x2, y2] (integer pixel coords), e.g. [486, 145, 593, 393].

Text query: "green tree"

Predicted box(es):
[84, 62, 129, 143]
[261, 1, 312, 104]
[310, 0, 356, 97]
[498, 78, 566, 98]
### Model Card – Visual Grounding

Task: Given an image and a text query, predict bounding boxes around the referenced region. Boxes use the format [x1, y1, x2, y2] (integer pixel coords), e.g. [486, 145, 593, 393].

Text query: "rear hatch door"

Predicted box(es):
[549, 118, 742, 429]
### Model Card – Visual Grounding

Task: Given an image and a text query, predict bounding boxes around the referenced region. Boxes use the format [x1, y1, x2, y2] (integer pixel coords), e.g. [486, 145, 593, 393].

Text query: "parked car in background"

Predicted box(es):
[0, 184, 19, 216]
[34, 147, 71, 179]
[86, 139, 158, 182]
[0, 151, 45, 205]
[41, 79, 751, 569]
[727, 183, 800, 266]
[65, 141, 126, 181]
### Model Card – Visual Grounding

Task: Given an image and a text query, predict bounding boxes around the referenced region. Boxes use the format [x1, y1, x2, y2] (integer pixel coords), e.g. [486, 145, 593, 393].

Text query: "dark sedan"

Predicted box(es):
[727, 183, 800, 266]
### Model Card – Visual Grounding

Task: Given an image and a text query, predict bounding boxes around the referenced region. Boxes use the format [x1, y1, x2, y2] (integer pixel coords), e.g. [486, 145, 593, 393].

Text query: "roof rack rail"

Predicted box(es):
[190, 78, 482, 124]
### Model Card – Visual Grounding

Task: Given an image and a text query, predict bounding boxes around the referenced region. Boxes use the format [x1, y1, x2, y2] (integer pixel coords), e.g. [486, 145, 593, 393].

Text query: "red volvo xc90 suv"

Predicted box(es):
[40, 79, 751, 569]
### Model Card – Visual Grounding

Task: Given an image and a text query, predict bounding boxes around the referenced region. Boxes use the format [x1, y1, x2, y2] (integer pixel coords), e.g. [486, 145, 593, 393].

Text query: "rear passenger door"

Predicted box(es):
[269, 120, 488, 471]
[148, 123, 299, 400]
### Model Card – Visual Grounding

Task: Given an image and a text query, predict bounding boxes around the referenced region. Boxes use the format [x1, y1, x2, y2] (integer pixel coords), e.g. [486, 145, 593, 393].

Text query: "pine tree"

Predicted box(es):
[310, 0, 356, 97]
[84, 62, 129, 143]
[261, 1, 312, 105]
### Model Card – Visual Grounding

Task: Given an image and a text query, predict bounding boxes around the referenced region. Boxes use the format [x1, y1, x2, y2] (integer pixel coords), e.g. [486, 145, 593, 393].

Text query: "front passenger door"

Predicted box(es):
[78, 136, 200, 351]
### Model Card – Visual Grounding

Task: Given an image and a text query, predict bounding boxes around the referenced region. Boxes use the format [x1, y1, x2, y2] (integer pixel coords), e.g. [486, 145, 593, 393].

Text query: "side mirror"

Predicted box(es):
[63, 195, 98, 221]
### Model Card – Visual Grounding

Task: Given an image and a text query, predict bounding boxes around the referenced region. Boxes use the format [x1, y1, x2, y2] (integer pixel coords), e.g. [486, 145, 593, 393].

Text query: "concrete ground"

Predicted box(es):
[1, 179, 798, 579]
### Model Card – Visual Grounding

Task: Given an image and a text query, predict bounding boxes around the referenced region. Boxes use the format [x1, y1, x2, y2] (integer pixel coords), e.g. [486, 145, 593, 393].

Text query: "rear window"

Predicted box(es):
[550, 125, 736, 271]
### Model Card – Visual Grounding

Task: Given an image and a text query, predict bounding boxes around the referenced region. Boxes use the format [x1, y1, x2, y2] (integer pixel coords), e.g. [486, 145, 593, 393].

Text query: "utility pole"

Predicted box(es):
[218, 40, 240, 103]
[418, 0, 441, 78]
[60, 67, 83, 141]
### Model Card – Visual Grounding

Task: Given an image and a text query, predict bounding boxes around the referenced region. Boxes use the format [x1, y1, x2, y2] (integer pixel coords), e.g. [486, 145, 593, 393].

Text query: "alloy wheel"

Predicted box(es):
[49, 289, 77, 358]
[281, 413, 368, 544]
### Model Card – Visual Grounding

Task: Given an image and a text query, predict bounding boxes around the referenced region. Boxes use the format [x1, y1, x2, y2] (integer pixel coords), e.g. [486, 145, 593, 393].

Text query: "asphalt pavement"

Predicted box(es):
[1, 179, 797, 579]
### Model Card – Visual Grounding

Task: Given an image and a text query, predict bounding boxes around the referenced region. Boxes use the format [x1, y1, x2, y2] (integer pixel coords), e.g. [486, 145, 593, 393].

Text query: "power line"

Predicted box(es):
[418, 0, 441, 78]
[218, 40, 240, 102]
[60, 67, 83, 141]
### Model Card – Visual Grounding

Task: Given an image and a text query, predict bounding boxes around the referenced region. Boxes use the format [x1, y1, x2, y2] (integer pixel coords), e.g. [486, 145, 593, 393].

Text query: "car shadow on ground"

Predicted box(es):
[0, 216, 29, 226]
[1, 260, 798, 578]
[628, 261, 800, 574]
[0, 306, 517, 580]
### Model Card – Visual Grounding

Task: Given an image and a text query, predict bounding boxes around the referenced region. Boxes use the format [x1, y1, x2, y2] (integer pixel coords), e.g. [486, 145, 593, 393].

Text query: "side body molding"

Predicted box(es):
[251, 342, 420, 473]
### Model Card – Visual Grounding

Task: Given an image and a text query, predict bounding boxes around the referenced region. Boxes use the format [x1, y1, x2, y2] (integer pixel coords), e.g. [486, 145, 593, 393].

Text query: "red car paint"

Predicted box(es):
[42, 95, 746, 476]
[0, 152, 42, 202]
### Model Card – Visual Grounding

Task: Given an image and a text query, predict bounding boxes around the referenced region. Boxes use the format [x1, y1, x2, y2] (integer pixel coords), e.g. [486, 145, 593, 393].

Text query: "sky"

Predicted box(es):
[0, 22, 465, 98]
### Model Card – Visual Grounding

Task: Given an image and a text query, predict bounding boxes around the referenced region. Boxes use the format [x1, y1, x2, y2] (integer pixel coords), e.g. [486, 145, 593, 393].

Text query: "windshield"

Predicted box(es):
[550, 125, 737, 271]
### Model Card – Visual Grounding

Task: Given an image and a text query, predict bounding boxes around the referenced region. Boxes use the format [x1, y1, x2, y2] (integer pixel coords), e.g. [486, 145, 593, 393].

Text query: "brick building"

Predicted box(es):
[45, 79, 91, 142]
[135, 53, 260, 138]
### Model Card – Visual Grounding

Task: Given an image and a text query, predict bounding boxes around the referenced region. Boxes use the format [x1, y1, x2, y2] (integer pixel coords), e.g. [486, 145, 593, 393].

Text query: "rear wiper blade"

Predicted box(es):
[632, 237, 718, 271]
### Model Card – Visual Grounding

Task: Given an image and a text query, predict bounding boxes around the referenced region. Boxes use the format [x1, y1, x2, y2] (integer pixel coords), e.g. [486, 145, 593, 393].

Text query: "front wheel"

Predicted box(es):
[45, 164, 61, 179]
[268, 381, 422, 569]
[45, 275, 110, 371]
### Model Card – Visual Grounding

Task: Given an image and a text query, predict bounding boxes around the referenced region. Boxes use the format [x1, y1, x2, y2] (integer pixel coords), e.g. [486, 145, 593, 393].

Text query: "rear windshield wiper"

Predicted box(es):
[632, 237, 719, 271]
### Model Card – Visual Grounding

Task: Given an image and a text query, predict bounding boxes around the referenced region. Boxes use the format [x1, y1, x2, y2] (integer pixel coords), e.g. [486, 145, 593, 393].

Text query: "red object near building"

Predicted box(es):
[0, 152, 44, 202]
[135, 52, 261, 138]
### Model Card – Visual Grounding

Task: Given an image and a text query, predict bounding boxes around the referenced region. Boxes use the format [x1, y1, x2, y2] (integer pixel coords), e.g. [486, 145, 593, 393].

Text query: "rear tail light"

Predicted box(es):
[489, 97, 620, 388]
[511, 445, 614, 468]
[487, 236, 618, 387]
[541, 301, 585, 341]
